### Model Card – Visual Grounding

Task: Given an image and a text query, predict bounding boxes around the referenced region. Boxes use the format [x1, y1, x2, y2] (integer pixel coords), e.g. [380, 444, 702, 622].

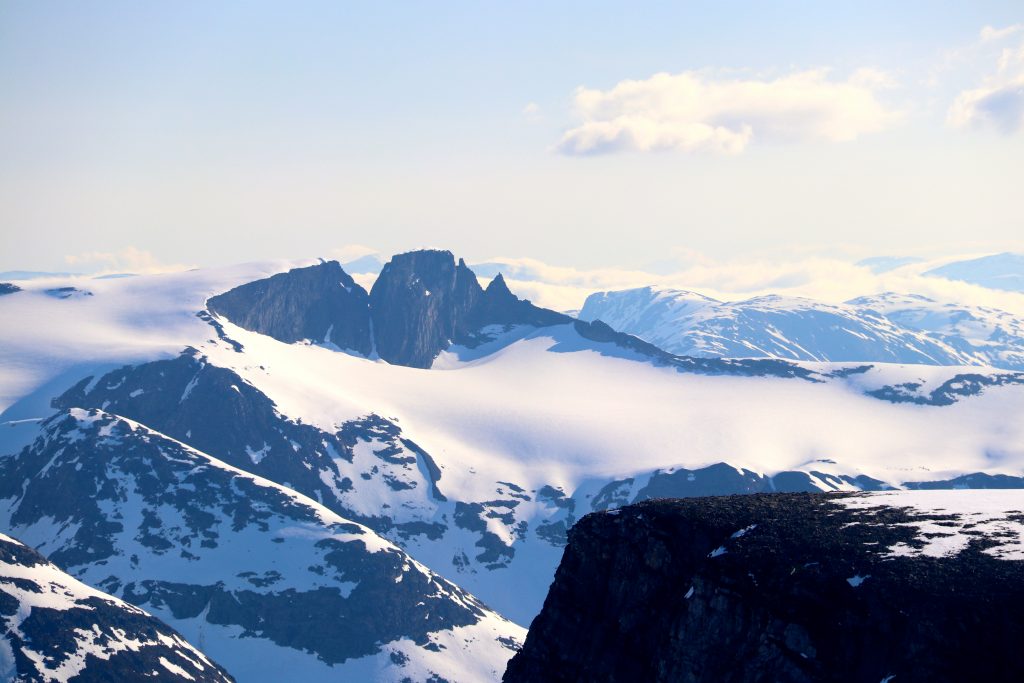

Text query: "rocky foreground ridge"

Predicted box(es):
[504, 492, 1024, 683]
[1, 532, 233, 682]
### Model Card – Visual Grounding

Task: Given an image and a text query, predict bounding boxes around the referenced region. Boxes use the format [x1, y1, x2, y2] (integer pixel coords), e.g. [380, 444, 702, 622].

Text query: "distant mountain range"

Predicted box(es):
[923, 252, 1024, 292]
[579, 287, 1024, 370]
[855, 256, 924, 273]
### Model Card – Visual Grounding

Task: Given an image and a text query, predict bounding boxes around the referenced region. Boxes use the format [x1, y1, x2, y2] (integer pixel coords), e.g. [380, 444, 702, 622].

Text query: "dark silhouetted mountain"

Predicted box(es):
[368, 250, 486, 367]
[207, 260, 373, 354]
[505, 493, 1024, 683]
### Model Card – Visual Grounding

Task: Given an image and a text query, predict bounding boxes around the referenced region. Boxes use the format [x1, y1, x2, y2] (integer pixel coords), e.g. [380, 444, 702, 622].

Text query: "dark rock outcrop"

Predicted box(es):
[206, 250, 571, 368]
[44, 286, 91, 299]
[866, 371, 1024, 405]
[207, 260, 373, 354]
[1, 532, 233, 682]
[468, 274, 573, 331]
[368, 250, 486, 367]
[0, 282, 20, 296]
[367, 250, 573, 367]
[504, 494, 1024, 683]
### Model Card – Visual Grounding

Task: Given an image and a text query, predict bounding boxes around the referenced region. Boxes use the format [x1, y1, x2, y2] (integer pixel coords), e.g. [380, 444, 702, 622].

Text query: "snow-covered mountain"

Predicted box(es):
[0, 408, 523, 682]
[855, 255, 924, 273]
[849, 292, 1024, 370]
[924, 252, 1024, 292]
[1, 531, 233, 682]
[3, 250, 1024, 679]
[579, 286, 1024, 370]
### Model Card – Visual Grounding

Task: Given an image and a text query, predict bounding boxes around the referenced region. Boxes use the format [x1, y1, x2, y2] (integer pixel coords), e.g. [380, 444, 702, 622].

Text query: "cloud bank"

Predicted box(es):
[64, 247, 192, 275]
[556, 68, 900, 155]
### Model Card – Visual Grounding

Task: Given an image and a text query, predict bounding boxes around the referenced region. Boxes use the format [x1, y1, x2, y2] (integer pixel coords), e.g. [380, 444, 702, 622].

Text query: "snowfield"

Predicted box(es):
[839, 490, 1024, 561]
[199, 321, 1024, 492]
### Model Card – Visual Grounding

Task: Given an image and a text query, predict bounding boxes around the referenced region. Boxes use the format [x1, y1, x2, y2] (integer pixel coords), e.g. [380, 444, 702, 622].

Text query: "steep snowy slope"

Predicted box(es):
[1, 532, 233, 682]
[580, 286, 1024, 370]
[849, 292, 1024, 370]
[0, 409, 524, 682]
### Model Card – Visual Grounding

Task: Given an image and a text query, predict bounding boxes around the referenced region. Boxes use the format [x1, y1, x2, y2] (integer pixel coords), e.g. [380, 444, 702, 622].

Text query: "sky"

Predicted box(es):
[1, 1, 1023, 277]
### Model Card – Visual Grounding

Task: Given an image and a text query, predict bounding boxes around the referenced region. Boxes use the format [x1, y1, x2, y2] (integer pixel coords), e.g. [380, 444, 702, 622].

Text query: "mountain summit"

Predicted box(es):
[208, 250, 570, 368]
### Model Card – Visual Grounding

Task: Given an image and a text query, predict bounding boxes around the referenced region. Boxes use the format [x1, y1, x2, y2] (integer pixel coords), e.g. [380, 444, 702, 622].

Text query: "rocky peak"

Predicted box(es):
[206, 250, 578, 368]
[485, 273, 514, 299]
[369, 250, 485, 368]
[207, 260, 372, 353]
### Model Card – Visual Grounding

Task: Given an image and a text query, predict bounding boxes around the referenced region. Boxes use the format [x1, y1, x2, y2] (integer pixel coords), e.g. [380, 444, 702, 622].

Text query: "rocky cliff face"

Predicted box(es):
[504, 492, 1024, 683]
[367, 251, 573, 367]
[206, 250, 573, 369]
[1, 532, 233, 682]
[207, 260, 373, 354]
[368, 250, 485, 367]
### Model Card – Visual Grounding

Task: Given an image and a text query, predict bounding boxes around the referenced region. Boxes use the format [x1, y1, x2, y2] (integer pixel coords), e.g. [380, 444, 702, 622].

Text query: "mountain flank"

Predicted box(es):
[504, 492, 1024, 683]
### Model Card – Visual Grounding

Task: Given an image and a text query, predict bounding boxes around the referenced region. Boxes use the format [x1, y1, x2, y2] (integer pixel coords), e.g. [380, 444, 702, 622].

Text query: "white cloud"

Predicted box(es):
[948, 30, 1024, 134]
[555, 69, 901, 155]
[63, 247, 192, 275]
[981, 24, 1024, 43]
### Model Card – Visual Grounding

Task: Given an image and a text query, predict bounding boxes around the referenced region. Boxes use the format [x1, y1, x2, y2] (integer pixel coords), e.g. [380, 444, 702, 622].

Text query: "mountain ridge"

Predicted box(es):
[580, 285, 1024, 370]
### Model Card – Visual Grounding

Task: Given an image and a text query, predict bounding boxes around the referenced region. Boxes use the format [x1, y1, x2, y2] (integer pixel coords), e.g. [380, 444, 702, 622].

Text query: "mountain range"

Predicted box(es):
[579, 287, 1024, 370]
[923, 252, 1024, 292]
[2, 249, 1024, 681]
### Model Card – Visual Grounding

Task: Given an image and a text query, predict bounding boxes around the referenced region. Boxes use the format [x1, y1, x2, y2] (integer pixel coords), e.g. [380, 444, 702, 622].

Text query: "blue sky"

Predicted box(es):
[1, 1, 1022, 273]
